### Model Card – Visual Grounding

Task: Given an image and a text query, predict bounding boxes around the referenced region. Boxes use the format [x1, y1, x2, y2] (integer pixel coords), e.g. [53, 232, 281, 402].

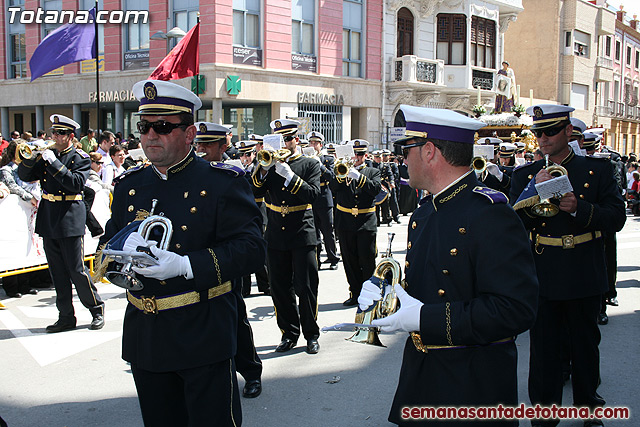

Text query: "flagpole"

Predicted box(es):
[95, 0, 100, 134]
[195, 13, 200, 120]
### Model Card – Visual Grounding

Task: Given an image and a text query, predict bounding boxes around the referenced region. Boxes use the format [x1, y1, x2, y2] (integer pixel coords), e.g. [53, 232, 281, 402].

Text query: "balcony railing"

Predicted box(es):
[393, 55, 444, 85]
[616, 102, 624, 116]
[596, 56, 613, 69]
[596, 104, 614, 117]
[471, 68, 495, 91]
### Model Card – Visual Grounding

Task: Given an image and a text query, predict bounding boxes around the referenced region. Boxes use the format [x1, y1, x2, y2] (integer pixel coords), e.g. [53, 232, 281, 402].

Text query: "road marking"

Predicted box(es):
[617, 232, 640, 240]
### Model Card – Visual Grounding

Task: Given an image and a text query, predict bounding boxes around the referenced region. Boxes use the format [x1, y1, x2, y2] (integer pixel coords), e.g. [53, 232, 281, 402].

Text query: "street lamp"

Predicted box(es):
[150, 27, 187, 52]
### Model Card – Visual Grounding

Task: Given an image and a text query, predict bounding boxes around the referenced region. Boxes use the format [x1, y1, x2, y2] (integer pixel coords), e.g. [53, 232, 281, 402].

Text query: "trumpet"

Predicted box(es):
[256, 148, 292, 168]
[14, 141, 56, 164]
[348, 233, 403, 347]
[471, 156, 487, 174]
[334, 157, 354, 180]
[531, 154, 569, 217]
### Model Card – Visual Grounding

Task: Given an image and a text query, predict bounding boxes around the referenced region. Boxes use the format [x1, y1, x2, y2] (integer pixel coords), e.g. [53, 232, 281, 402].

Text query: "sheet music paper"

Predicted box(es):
[224, 159, 244, 169]
[335, 144, 355, 159]
[262, 134, 284, 151]
[302, 147, 316, 157]
[535, 175, 573, 200]
[473, 144, 494, 160]
[569, 141, 586, 157]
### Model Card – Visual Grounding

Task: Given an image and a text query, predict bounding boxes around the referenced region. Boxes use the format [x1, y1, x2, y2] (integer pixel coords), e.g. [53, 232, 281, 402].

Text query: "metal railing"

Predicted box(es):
[596, 56, 613, 68]
[471, 68, 495, 91]
[595, 104, 613, 117]
[392, 55, 444, 85]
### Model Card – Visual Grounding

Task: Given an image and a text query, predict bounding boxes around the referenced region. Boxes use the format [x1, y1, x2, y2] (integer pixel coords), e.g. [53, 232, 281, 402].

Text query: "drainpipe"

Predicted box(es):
[381, 3, 387, 150]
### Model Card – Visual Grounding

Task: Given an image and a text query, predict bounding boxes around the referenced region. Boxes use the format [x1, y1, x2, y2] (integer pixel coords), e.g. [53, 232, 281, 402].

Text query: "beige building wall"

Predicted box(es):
[504, 0, 562, 103]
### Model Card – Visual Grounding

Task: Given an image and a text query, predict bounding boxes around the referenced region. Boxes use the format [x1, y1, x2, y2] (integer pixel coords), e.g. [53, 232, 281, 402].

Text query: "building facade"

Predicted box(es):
[607, 8, 640, 155]
[382, 0, 524, 142]
[1, 0, 383, 144]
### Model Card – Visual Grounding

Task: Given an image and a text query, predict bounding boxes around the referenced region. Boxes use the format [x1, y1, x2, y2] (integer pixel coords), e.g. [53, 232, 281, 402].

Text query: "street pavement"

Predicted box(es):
[1, 212, 639, 426]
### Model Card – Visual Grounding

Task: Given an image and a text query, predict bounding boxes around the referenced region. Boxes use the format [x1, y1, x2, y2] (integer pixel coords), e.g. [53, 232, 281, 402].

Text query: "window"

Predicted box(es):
[173, 0, 198, 49]
[42, 0, 62, 37]
[573, 30, 589, 57]
[605, 35, 611, 57]
[397, 7, 414, 57]
[570, 83, 589, 110]
[636, 49, 640, 70]
[343, 0, 363, 77]
[615, 39, 621, 62]
[627, 45, 632, 66]
[470, 16, 495, 68]
[233, 0, 260, 48]
[292, 0, 314, 55]
[126, 0, 149, 51]
[8, 15, 26, 78]
[437, 14, 466, 65]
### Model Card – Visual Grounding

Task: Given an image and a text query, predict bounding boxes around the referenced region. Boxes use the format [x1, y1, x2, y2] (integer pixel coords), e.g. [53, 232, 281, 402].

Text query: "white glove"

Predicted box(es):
[41, 149, 56, 163]
[371, 284, 424, 333]
[131, 244, 194, 280]
[275, 161, 295, 185]
[123, 231, 148, 253]
[485, 162, 504, 181]
[358, 278, 383, 311]
[347, 168, 361, 180]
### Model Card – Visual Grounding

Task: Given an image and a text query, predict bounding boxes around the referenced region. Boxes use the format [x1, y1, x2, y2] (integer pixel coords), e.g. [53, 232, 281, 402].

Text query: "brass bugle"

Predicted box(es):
[256, 148, 291, 168]
[531, 154, 569, 217]
[471, 156, 487, 173]
[15, 141, 56, 164]
[334, 157, 354, 179]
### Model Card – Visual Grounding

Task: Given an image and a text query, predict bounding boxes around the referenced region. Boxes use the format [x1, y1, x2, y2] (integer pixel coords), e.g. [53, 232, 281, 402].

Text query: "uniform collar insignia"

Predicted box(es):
[60, 144, 73, 155]
[560, 149, 575, 166]
[166, 150, 196, 177]
[288, 152, 302, 162]
[432, 171, 473, 210]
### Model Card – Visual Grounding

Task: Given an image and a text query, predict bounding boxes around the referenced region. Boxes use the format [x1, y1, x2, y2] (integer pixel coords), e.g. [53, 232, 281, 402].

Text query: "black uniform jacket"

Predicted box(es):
[393, 171, 538, 413]
[329, 165, 381, 232]
[251, 152, 320, 250]
[101, 151, 266, 372]
[509, 150, 626, 300]
[314, 154, 335, 209]
[18, 144, 90, 238]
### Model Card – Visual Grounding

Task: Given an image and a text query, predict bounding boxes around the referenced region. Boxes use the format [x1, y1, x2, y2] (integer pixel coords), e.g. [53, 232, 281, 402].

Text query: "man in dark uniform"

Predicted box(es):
[476, 137, 511, 195]
[382, 149, 401, 223]
[193, 122, 265, 399]
[251, 119, 321, 354]
[308, 131, 340, 270]
[18, 114, 105, 333]
[510, 105, 626, 427]
[359, 105, 538, 425]
[372, 150, 393, 225]
[99, 80, 266, 424]
[329, 139, 381, 306]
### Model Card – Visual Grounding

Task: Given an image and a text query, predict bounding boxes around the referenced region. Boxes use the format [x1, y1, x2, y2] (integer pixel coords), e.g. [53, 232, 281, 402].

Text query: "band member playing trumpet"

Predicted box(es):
[251, 119, 322, 354]
[18, 114, 105, 333]
[510, 105, 626, 427]
[359, 105, 538, 425]
[329, 139, 381, 306]
[99, 80, 266, 425]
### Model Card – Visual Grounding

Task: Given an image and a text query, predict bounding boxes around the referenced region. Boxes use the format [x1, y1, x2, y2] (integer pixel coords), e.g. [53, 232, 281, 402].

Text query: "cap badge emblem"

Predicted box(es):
[53, 116, 60, 124]
[533, 106, 543, 118]
[274, 120, 282, 128]
[143, 82, 157, 100]
[199, 123, 207, 133]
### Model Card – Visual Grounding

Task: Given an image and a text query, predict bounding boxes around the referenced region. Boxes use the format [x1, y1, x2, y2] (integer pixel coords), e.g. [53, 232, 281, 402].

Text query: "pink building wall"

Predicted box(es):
[365, 0, 382, 80]
[264, 0, 292, 70]
[318, 0, 343, 76]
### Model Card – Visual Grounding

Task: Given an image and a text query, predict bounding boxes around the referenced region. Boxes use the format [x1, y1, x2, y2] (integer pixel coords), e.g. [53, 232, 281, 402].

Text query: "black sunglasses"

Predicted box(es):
[355, 152, 365, 156]
[137, 120, 189, 135]
[532, 125, 566, 138]
[240, 152, 253, 157]
[401, 141, 426, 157]
[51, 129, 71, 136]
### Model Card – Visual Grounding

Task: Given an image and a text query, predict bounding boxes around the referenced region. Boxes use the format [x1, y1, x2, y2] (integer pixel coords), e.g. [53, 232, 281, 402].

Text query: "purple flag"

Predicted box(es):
[29, 8, 97, 81]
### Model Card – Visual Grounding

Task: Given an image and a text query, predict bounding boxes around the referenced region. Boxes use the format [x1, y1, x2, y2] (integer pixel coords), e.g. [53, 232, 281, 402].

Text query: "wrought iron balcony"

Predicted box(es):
[471, 67, 495, 91]
[393, 55, 444, 85]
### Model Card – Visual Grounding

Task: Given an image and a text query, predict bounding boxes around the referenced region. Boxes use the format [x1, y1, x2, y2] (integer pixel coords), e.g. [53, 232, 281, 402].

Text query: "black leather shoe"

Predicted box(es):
[242, 379, 262, 398]
[605, 297, 618, 306]
[598, 313, 608, 325]
[306, 339, 320, 354]
[343, 297, 357, 306]
[275, 338, 296, 352]
[394, 218, 401, 224]
[329, 263, 339, 270]
[46, 320, 76, 333]
[90, 314, 105, 330]
[26, 288, 38, 295]
[6, 292, 22, 298]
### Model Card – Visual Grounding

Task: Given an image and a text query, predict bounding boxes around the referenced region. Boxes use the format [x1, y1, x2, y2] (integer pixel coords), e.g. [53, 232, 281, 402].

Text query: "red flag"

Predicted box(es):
[149, 23, 199, 80]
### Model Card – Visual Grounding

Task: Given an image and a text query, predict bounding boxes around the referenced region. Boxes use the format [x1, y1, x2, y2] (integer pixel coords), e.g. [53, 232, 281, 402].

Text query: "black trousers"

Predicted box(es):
[131, 359, 242, 427]
[267, 245, 319, 341]
[313, 206, 339, 264]
[233, 286, 262, 382]
[528, 295, 603, 426]
[241, 265, 269, 296]
[43, 236, 104, 323]
[337, 229, 376, 299]
[603, 231, 617, 300]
